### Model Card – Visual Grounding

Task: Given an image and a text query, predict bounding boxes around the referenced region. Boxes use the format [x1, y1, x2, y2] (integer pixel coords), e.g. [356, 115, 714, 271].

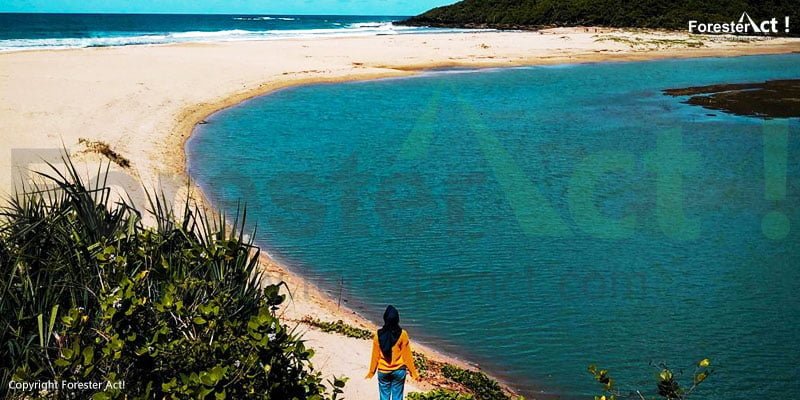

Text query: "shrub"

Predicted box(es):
[409, 389, 475, 400]
[413, 351, 429, 376]
[0, 157, 344, 399]
[440, 364, 508, 400]
[588, 359, 713, 400]
[300, 317, 373, 340]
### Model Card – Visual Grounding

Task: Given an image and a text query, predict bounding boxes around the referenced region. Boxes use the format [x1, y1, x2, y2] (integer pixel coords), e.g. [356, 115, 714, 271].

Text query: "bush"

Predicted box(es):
[300, 317, 373, 340]
[588, 359, 713, 400]
[440, 364, 508, 400]
[0, 157, 344, 399]
[409, 389, 475, 400]
[413, 351, 429, 377]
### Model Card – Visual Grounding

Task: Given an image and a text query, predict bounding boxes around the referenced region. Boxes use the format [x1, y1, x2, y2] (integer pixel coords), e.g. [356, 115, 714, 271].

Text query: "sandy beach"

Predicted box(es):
[1, 27, 799, 398]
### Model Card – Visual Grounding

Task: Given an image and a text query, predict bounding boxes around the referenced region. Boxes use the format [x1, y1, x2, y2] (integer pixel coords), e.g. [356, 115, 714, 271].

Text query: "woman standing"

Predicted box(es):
[365, 305, 420, 400]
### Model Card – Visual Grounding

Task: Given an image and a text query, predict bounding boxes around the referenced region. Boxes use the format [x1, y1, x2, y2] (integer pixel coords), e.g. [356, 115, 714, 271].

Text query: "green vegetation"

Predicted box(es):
[441, 364, 509, 400]
[588, 359, 713, 399]
[413, 351, 429, 376]
[595, 36, 705, 48]
[400, 0, 798, 34]
[300, 316, 373, 340]
[0, 157, 344, 399]
[409, 389, 475, 400]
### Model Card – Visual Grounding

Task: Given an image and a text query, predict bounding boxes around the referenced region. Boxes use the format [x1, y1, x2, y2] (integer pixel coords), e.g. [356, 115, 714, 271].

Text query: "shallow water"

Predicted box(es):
[187, 54, 800, 399]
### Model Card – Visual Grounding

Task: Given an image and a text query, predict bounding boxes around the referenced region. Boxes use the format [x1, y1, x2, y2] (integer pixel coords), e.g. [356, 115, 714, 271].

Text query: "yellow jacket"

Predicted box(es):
[366, 329, 420, 380]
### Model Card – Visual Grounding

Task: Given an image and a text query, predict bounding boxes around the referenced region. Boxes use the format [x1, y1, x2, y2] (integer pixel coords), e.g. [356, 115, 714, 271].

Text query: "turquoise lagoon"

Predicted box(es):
[186, 54, 800, 399]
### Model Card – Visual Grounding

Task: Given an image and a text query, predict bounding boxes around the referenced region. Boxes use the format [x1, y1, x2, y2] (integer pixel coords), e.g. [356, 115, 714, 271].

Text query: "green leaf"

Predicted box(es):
[54, 358, 71, 368]
[62, 348, 74, 360]
[694, 371, 709, 384]
[208, 365, 226, 383]
[162, 378, 177, 392]
[92, 392, 111, 400]
[83, 346, 94, 365]
[200, 372, 215, 386]
[47, 305, 59, 347]
[37, 314, 44, 348]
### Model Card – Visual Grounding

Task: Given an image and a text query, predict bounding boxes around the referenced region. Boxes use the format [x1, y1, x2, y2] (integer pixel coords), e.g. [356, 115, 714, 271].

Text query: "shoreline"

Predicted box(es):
[177, 70, 507, 397]
[175, 47, 799, 400]
[2, 28, 799, 398]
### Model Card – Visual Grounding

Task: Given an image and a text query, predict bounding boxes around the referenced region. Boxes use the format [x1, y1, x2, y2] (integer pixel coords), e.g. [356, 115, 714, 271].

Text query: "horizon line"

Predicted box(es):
[0, 11, 413, 17]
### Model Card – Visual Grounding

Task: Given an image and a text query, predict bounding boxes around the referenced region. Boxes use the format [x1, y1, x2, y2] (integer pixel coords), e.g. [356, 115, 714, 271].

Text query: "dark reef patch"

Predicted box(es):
[664, 79, 800, 119]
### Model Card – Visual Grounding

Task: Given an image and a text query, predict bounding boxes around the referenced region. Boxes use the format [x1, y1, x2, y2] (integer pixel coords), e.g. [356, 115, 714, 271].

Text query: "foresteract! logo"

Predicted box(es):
[689, 12, 790, 34]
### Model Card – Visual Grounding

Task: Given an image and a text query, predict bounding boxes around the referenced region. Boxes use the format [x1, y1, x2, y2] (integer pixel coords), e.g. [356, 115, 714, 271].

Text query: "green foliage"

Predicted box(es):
[300, 316, 373, 340]
[595, 36, 705, 48]
[0, 156, 344, 399]
[401, 0, 798, 35]
[440, 364, 508, 400]
[588, 358, 714, 400]
[413, 351, 429, 376]
[409, 389, 476, 400]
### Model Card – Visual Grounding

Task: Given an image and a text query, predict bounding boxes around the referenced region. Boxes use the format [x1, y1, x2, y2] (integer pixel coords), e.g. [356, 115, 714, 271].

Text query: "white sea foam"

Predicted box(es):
[231, 16, 298, 21]
[169, 29, 252, 38]
[0, 35, 171, 51]
[0, 22, 488, 52]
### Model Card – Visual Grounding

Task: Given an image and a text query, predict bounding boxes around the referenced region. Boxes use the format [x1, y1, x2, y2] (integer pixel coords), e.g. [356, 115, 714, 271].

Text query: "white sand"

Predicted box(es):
[1, 28, 798, 398]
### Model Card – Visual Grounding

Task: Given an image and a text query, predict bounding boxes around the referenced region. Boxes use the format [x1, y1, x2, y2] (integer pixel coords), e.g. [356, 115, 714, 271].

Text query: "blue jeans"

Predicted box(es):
[378, 368, 406, 400]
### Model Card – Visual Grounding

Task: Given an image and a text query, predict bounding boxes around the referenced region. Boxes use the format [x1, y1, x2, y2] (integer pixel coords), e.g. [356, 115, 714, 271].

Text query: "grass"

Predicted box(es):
[594, 36, 704, 49]
[409, 389, 475, 400]
[441, 364, 510, 400]
[300, 316, 374, 340]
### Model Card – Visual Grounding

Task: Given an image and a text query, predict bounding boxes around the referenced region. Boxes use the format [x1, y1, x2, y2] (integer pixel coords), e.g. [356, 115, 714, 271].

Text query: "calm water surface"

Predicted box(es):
[187, 54, 800, 399]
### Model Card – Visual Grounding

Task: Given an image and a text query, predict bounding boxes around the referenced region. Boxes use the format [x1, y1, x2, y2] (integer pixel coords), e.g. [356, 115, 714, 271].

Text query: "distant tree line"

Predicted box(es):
[400, 0, 798, 35]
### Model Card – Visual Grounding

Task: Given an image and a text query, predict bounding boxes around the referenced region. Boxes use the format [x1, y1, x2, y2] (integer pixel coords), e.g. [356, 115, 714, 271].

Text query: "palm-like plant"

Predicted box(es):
[1, 155, 343, 399]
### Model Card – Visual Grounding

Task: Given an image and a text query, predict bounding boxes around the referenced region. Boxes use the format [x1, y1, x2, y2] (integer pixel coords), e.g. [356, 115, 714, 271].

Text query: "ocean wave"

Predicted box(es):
[169, 29, 252, 38]
[0, 32, 256, 51]
[0, 23, 486, 52]
[347, 22, 388, 29]
[232, 16, 298, 21]
[346, 22, 418, 31]
[0, 35, 171, 51]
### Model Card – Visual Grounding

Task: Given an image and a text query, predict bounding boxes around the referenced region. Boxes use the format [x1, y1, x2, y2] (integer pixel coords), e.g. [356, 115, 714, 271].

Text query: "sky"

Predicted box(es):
[0, 0, 459, 16]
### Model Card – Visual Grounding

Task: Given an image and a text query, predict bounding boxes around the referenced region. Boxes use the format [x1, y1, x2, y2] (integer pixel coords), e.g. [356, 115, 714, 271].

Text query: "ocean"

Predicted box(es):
[0, 13, 473, 51]
[187, 54, 800, 399]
